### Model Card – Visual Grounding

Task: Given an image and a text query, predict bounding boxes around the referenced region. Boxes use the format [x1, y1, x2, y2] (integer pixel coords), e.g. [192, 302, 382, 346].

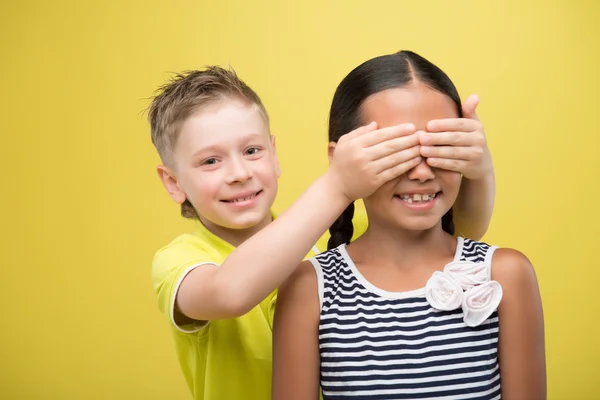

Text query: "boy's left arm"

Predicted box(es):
[420, 94, 495, 240]
[453, 171, 495, 240]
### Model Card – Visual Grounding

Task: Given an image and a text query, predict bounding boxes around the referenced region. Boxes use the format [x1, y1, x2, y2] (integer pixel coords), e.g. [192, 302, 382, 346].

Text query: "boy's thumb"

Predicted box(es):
[348, 121, 378, 138]
[462, 94, 480, 121]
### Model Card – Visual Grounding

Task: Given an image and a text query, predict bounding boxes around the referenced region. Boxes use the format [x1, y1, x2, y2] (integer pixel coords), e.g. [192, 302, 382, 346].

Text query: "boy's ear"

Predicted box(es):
[157, 165, 187, 204]
[270, 135, 281, 178]
[327, 141, 337, 163]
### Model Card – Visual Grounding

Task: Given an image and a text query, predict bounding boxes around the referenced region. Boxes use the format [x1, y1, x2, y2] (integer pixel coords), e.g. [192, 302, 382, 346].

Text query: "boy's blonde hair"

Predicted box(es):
[148, 66, 269, 218]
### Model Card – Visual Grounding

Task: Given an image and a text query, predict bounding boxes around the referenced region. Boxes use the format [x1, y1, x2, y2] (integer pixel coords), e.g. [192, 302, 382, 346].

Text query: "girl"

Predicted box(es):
[272, 51, 546, 399]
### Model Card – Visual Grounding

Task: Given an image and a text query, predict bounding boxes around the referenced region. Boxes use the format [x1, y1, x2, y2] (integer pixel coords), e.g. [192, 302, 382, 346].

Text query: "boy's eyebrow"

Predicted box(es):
[241, 132, 268, 141]
[191, 145, 220, 158]
[237, 132, 271, 146]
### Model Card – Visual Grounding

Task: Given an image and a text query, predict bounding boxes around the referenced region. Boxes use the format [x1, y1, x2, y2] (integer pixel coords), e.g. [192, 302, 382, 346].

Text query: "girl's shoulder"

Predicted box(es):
[456, 237, 537, 294]
[458, 237, 536, 286]
[282, 259, 319, 291]
[277, 259, 321, 314]
[490, 247, 538, 293]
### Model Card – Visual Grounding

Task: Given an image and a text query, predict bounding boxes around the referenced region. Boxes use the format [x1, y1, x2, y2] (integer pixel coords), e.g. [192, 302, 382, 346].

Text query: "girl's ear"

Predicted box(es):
[327, 141, 337, 163]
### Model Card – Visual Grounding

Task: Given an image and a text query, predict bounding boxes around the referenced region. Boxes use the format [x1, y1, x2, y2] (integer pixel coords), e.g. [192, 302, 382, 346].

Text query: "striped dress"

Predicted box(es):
[309, 237, 501, 399]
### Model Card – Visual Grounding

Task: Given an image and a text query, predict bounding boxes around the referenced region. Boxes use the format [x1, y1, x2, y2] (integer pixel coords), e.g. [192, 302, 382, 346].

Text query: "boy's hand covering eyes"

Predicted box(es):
[328, 122, 422, 201]
[419, 94, 494, 180]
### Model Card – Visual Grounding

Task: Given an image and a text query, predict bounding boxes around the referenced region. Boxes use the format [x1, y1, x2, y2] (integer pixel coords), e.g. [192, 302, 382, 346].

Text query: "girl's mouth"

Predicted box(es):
[395, 192, 439, 204]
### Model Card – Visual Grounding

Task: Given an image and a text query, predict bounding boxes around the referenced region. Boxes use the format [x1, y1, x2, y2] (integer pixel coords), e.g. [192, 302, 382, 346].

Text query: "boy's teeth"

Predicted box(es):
[231, 194, 255, 202]
[399, 193, 437, 203]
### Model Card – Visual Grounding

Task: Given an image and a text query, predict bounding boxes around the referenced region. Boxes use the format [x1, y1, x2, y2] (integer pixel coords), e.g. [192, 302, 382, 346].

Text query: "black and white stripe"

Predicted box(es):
[310, 237, 501, 400]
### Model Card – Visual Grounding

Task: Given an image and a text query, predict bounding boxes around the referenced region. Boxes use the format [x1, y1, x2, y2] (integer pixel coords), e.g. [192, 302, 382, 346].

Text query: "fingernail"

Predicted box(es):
[428, 158, 437, 165]
[415, 156, 422, 163]
[421, 146, 431, 156]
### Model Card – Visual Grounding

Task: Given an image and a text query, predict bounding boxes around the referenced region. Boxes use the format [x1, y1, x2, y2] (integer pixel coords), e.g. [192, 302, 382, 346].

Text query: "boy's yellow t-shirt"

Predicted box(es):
[151, 204, 368, 400]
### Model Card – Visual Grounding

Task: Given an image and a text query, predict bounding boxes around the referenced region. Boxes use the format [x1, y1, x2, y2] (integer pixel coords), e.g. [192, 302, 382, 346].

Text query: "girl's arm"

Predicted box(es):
[420, 94, 495, 240]
[272, 260, 321, 400]
[492, 248, 547, 399]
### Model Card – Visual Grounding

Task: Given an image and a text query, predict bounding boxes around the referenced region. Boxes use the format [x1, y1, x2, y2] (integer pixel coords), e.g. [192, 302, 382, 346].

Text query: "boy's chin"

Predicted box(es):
[220, 211, 272, 230]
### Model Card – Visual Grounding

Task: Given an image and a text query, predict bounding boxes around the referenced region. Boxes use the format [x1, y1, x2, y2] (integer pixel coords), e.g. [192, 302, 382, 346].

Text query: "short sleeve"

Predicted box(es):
[151, 237, 220, 333]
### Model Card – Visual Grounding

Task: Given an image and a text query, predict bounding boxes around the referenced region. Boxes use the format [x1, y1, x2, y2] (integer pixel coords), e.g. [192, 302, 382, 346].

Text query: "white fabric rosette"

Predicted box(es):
[424, 259, 503, 327]
[462, 280, 503, 327]
[425, 271, 463, 311]
[443, 261, 489, 290]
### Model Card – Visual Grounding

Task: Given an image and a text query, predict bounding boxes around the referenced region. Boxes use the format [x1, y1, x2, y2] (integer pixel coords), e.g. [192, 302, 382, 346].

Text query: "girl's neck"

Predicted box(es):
[349, 222, 457, 270]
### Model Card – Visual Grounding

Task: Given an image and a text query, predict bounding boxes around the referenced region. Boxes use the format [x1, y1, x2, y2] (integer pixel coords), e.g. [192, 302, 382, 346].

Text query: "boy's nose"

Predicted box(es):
[407, 159, 435, 183]
[226, 158, 253, 184]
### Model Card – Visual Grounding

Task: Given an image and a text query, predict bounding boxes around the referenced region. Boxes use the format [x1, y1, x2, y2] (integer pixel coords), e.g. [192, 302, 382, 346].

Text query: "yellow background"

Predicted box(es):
[1, 0, 598, 398]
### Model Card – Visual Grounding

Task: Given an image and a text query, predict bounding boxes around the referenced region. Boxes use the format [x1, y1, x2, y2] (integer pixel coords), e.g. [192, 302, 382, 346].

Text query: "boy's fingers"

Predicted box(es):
[370, 133, 420, 160]
[372, 145, 422, 174]
[426, 157, 466, 172]
[419, 131, 475, 146]
[376, 156, 423, 183]
[360, 123, 417, 147]
[426, 118, 479, 133]
[343, 121, 378, 140]
[462, 94, 480, 121]
[420, 145, 476, 160]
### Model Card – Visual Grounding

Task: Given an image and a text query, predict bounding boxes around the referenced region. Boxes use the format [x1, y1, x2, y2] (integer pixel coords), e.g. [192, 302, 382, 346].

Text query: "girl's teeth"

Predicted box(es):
[399, 193, 437, 203]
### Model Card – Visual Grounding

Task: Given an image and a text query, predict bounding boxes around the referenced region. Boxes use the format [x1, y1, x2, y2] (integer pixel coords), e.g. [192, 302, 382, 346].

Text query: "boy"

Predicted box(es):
[148, 66, 495, 399]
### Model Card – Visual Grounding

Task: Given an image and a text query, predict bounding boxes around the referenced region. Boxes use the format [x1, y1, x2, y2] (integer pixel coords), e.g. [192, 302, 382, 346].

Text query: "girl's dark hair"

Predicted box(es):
[327, 50, 461, 250]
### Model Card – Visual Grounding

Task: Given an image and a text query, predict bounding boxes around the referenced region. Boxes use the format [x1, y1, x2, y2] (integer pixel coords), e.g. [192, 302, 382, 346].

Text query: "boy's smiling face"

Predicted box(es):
[159, 98, 280, 241]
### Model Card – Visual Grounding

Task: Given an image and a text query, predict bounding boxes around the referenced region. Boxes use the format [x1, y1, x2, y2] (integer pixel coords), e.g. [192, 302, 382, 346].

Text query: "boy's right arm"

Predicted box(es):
[176, 122, 422, 322]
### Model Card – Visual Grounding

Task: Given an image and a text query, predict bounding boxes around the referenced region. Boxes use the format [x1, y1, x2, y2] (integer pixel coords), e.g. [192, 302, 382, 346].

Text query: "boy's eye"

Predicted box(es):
[202, 158, 218, 166]
[245, 147, 261, 155]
